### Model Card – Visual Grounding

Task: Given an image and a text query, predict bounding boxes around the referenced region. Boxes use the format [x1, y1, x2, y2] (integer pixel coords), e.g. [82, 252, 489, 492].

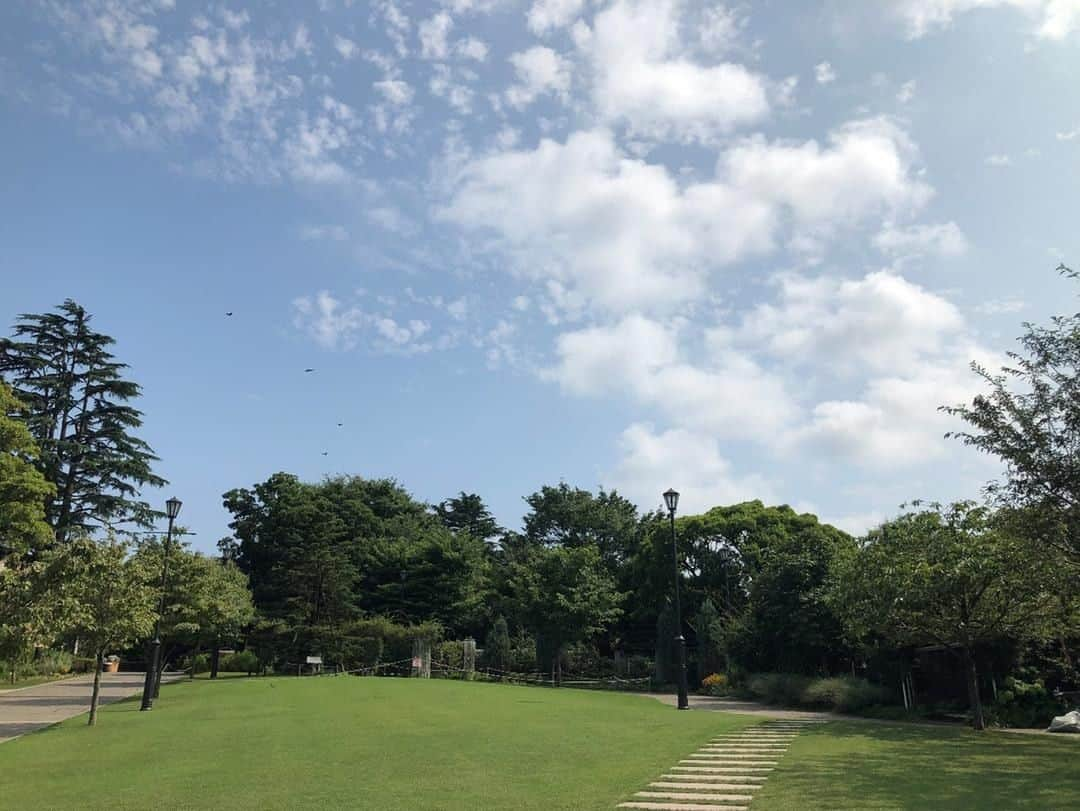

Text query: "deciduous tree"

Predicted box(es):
[0, 382, 54, 555]
[832, 502, 1055, 730]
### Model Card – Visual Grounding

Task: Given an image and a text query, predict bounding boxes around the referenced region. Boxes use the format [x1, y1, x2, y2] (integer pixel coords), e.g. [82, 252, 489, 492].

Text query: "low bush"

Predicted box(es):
[219, 650, 260, 674]
[741, 673, 893, 713]
[801, 676, 893, 713]
[744, 673, 812, 706]
[701, 672, 730, 696]
[988, 677, 1068, 728]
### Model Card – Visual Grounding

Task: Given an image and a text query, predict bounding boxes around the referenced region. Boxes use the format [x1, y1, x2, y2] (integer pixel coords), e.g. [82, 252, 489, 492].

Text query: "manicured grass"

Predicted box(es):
[0, 677, 752, 810]
[754, 720, 1080, 810]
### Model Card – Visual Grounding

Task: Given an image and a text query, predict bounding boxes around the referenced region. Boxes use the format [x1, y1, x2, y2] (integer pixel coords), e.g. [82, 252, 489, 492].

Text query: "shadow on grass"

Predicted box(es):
[765, 722, 1080, 810]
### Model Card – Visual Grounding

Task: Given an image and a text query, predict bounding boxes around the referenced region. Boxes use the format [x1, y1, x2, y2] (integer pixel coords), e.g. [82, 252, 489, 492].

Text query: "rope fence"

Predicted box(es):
[286, 654, 652, 692]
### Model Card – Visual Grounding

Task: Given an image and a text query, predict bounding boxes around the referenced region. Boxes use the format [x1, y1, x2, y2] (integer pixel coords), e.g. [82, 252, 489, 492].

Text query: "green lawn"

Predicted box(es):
[0, 677, 751, 810]
[754, 720, 1080, 810]
[4, 679, 1078, 810]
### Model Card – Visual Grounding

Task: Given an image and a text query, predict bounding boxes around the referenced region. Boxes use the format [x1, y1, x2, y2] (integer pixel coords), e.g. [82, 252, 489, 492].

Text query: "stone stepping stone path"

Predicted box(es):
[617, 718, 825, 811]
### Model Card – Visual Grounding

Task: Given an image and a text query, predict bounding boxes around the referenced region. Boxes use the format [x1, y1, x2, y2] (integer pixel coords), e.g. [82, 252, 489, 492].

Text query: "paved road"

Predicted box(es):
[0, 672, 177, 743]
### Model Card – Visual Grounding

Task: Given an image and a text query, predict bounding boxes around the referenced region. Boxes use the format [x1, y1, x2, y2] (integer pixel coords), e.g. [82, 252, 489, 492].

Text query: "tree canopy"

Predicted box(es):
[0, 301, 165, 543]
[0, 381, 54, 555]
[943, 265, 1080, 562]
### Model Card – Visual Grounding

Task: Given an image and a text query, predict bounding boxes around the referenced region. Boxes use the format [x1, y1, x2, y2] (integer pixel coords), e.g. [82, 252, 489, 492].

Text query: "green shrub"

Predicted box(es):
[434, 640, 465, 670]
[219, 650, 260, 674]
[741, 673, 892, 713]
[185, 653, 210, 675]
[36, 650, 74, 675]
[701, 672, 730, 696]
[800, 676, 892, 712]
[988, 677, 1067, 728]
[744, 673, 812, 705]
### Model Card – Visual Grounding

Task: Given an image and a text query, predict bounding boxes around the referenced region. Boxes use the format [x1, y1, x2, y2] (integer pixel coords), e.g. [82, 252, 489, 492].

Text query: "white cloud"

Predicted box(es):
[334, 35, 358, 60]
[455, 36, 489, 61]
[512, 295, 531, 311]
[1056, 126, 1080, 140]
[443, 119, 930, 314]
[441, 129, 774, 313]
[739, 271, 966, 376]
[897, 79, 917, 102]
[292, 291, 366, 350]
[293, 292, 442, 355]
[792, 351, 991, 467]
[698, 5, 742, 52]
[429, 65, 474, 113]
[375, 79, 414, 106]
[607, 423, 776, 514]
[367, 205, 418, 235]
[975, 296, 1026, 314]
[985, 153, 1012, 166]
[891, 0, 1080, 40]
[585, 0, 771, 142]
[815, 61, 836, 84]
[419, 12, 454, 59]
[722, 117, 933, 246]
[874, 220, 969, 260]
[528, 0, 586, 33]
[546, 315, 798, 442]
[506, 46, 572, 108]
[446, 298, 469, 320]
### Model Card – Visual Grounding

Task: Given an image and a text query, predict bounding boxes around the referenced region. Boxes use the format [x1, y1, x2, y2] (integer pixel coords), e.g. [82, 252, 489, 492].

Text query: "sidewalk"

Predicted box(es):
[0, 672, 178, 743]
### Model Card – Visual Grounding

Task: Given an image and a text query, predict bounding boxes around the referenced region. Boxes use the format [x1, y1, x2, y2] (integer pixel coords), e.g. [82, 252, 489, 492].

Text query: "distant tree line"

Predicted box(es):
[2, 267, 1077, 730]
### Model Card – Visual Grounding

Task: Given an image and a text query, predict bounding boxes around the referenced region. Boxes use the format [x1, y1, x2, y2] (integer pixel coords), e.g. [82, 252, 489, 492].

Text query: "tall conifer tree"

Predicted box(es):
[0, 300, 165, 543]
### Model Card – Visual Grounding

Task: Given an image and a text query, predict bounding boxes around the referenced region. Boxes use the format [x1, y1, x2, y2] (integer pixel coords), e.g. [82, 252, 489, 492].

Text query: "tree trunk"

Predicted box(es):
[190, 641, 199, 680]
[210, 641, 220, 680]
[962, 646, 985, 731]
[88, 651, 103, 727]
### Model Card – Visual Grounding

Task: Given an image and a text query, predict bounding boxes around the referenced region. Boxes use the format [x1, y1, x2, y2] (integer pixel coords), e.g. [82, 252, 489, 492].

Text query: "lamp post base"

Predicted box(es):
[140, 639, 161, 711]
[676, 635, 689, 710]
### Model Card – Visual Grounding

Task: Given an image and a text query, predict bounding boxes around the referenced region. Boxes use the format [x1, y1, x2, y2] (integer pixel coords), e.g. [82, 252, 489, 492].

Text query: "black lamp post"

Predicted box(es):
[140, 496, 182, 712]
[664, 488, 689, 710]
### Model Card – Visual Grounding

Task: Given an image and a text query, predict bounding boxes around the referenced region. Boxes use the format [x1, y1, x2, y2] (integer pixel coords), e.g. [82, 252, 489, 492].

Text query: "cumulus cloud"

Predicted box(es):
[506, 46, 572, 108]
[442, 119, 930, 315]
[738, 271, 966, 376]
[545, 315, 798, 442]
[583, 0, 771, 142]
[528, 0, 587, 33]
[607, 423, 776, 514]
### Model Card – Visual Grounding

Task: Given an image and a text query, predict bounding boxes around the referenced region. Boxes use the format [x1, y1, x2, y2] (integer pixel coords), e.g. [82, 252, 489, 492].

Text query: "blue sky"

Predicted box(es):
[2, 0, 1079, 552]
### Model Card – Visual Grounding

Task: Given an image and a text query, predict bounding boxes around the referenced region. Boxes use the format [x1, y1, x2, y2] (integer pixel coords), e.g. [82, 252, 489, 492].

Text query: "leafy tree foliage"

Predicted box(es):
[483, 616, 511, 671]
[222, 474, 491, 637]
[943, 265, 1080, 562]
[522, 483, 642, 569]
[58, 536, 157, 725]
[693, 597, 726, 677]
[0, 382, 54, 555]
[506, 544, 622, 679]
[0, 301, 164, 543]
[0, 554, 67, 683]
[133, 540, 255, 676]
[832, 502, 1056, 729]
[435, 492, 502, 543]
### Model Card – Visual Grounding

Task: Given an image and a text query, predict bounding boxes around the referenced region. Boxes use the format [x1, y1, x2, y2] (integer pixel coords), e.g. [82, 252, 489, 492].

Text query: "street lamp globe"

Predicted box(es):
[663, 488, 679, 515]
[165, 497, 183, 519]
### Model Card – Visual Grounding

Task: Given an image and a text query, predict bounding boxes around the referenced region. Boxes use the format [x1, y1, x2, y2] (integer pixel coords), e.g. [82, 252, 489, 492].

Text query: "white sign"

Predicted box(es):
[306, 656, 323, 665]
